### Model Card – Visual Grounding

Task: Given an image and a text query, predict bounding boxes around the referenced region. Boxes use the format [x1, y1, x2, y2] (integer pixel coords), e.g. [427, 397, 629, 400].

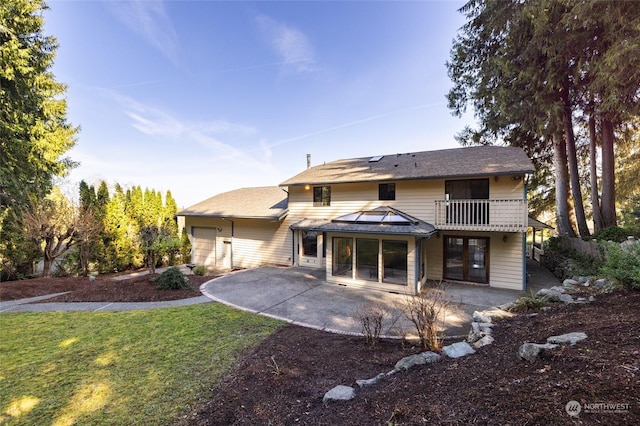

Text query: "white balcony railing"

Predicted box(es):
[434, 199, 528, 232]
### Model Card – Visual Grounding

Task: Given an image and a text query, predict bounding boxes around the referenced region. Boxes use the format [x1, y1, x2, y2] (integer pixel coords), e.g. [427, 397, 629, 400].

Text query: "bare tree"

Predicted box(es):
[21, 189, 100, 277]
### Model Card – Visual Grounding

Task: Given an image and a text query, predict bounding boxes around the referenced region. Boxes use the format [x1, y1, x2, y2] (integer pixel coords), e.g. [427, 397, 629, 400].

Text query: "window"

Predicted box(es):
[356, 238, 378, 281]
[382, 240, 407, 285]
[378, 183, 396, 201]
[313, 186, 331, 206]
[332, 237, 353, 277]
[445, 179, 489, 200]
[301, 231, 317, 257]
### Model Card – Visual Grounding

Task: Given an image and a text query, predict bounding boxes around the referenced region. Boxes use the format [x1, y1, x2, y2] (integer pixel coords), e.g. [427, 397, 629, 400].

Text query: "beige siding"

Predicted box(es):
[287, 177, 524, 226]
[183, 216, 291, 269]
[489, 232, 524, 290]
[231, 219, 291, 268]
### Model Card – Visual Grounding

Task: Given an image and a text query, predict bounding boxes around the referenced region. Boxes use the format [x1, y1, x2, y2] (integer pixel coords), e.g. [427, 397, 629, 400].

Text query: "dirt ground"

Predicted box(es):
[2, 275, 639, 425]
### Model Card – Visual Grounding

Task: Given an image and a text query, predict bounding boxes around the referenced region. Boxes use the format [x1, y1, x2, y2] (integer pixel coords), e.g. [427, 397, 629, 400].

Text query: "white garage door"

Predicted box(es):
[192, 227, 217, 268]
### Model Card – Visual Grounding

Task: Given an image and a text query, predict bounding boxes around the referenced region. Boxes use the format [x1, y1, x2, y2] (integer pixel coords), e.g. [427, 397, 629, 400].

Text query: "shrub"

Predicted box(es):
[600, 242, 640, 289]
[192, 265, 206, 276]
[400, 281, 450, 350]
[542, 236, 602, 279]
[354, 302, 388, 347]
[153, 266, 191, 290]
[509, 291, 549, 313]
[591, 226, 636, 243]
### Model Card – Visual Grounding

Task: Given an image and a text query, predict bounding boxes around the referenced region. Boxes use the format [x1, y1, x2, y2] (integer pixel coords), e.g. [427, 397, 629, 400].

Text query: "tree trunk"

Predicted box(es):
[601, 118, 617, 227]
[42, 257, 52, 278]
[589, 115, 604, 232]
[562, 96, 590, 237]
[553, 133, 577, 236]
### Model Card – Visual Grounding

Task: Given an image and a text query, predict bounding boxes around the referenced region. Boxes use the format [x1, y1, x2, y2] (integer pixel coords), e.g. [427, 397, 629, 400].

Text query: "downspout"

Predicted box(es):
[291, 229, 295, 266]
[414, 238, 420, 294]
[230, 219, 234, 269]
[522, 177, 528, 290]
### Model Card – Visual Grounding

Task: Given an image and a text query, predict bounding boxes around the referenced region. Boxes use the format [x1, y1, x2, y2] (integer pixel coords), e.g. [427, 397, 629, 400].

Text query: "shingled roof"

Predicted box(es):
[177, 187, 288, 220]
[280, 146, 534, 187]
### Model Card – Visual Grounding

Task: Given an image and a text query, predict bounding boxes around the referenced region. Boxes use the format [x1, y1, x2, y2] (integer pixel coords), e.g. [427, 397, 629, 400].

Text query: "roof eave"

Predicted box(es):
[280, 170, 535, 187]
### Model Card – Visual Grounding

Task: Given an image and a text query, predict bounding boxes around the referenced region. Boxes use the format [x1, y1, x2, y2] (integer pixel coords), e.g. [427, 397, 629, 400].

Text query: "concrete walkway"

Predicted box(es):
[1, 259, 560, 338]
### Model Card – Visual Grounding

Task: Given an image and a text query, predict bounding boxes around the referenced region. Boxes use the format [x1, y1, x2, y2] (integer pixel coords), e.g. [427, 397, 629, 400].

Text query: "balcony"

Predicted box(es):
[434, 199, 528, 232]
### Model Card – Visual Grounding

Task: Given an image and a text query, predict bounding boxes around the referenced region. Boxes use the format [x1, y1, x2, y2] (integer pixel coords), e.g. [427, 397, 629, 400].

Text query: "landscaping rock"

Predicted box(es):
[472, 308, 513, 324]
[547, 332, 587, 346]
[394, 351, 442, 371]
[563, 278, 579, 287]
[594, 278, 609, 289]
[323, 385, 355, 403]
[442, 341, 476, 358]
[356, 373, 385, 388]
[472, 335, 494, 349]
[548, 286, 566, 294]
[518, 342, 558, 362]
[536, 288, 574, 303]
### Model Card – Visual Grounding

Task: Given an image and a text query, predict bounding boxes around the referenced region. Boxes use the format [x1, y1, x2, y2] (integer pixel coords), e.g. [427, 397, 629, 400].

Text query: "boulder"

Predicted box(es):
[442, 341, 476, 358]
[594, 279, 609, 289]
[547, 332, 587, 346]
[563, 278, 580, 287]
[472, 335, 494, 349]
[518, 342, 558, 362]
[323, 385, 356, 403]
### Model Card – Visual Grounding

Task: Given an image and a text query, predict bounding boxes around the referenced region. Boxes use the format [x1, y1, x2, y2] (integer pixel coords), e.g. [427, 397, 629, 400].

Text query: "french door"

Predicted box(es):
[444, 236, 489, 283]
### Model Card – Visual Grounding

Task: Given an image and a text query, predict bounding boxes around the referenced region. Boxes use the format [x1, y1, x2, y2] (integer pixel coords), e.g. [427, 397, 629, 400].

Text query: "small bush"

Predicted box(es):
[192, 265, 206, 276]
[509, 292, 549, 313]
[400, 281, 450, 350]
[600, 242, 640, 289]
[153, 266, 191, 290]
[354, 302, 388, 347]
[591, 226, 636, 243]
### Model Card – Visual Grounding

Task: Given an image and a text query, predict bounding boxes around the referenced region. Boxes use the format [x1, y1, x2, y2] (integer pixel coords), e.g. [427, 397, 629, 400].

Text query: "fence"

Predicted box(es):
[558, 237, 603, 260]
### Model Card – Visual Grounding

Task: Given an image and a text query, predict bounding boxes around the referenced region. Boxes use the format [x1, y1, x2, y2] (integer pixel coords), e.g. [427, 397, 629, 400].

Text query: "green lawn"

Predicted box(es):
[0, 304, 282, 425]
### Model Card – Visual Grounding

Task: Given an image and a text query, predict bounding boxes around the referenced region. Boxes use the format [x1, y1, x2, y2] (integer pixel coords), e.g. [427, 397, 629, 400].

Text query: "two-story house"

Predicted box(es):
[178, 146, 535, 294]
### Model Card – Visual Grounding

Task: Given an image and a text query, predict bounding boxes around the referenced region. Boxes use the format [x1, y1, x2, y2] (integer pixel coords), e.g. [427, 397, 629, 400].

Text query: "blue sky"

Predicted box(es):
[46, 0, 471, 208]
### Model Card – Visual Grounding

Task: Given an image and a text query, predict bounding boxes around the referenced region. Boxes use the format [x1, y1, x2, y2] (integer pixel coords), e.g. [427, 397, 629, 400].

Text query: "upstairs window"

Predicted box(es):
[445, 179, 489, 200]
[379, 183, 396, 201]
[313, 186, 331, 206]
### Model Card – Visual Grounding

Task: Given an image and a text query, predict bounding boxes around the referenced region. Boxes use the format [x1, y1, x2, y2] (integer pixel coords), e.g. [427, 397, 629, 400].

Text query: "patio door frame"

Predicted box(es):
[443, 235, 490, 284]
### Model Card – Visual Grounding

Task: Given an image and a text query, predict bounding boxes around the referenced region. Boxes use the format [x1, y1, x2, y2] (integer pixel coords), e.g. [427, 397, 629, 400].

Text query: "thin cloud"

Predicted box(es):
[256, 14, 316, 73]
[262, 103, 440, 150]
[103, 91, 269, 171]
[108, 0, 179, 65]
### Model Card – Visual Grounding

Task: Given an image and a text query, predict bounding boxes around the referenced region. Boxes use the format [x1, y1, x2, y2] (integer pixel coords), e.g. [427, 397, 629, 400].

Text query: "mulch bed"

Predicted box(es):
[0, 274, 216, 302]
[182, 290, 640, 425]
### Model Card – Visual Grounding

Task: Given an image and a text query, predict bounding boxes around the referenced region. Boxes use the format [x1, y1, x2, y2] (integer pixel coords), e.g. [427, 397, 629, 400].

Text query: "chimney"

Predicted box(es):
[306, 154, 311, 169]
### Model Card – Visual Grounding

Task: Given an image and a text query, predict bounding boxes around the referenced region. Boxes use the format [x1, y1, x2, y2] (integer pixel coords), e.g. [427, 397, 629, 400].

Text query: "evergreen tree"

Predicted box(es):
[0, 0, 77, 209]
[163, 190, 178, 236]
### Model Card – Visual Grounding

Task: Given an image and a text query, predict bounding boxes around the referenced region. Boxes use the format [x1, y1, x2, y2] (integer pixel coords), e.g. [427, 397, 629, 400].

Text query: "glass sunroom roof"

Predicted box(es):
[332, 209, 414, 226]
